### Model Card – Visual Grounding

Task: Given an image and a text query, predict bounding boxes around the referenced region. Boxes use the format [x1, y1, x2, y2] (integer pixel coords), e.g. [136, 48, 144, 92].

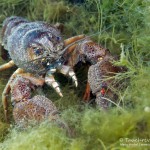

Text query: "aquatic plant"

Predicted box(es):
[0, 121, 9, 142]
[0, 108, 150, 150]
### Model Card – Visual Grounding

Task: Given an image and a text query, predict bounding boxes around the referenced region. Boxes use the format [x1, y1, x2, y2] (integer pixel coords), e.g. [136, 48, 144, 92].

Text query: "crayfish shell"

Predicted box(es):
[13, 95, 59, 128]
[2, 16, 64, 74]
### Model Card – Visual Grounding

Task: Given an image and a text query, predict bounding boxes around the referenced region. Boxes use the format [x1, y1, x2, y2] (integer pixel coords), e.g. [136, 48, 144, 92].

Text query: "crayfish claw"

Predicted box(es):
[56, 87, 63, 97]
[52, 82, 63, 97]
[58, 65, 78, 87]
[68, 70, 78, 87]
[45, 74, 63, 97]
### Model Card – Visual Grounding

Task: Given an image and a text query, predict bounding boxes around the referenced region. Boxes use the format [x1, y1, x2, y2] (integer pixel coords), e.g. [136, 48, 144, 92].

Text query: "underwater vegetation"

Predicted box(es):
[0, 0, 150, 149]
[0, 109, 150, 150]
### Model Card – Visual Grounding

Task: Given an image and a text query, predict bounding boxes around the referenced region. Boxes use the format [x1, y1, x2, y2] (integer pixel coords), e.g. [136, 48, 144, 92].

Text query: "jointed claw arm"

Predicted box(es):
[19, 73, 44, 86]
[2, 68, 24, 121]
[0, 60, 15, 71]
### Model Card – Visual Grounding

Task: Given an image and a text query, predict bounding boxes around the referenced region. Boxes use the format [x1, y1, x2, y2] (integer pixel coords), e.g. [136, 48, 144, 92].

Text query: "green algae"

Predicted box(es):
[0, 109, 150, 150]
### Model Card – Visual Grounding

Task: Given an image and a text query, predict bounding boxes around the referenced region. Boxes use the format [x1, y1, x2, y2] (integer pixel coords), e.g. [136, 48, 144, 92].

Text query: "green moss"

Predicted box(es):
[125, 67, 150, 109]
[27, 0, 69, 23]
[0, 121, 9, 142]
[0, 109, 149, 150]
[0, 123, 69, 150]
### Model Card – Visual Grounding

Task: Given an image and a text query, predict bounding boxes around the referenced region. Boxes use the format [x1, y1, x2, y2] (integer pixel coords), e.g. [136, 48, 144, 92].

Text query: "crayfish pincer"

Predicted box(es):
[3, 73, 69, 129]
[88, 53, 126, 109]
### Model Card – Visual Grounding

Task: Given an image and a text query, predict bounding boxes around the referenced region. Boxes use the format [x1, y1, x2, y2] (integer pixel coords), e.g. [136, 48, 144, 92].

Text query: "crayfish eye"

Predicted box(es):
[56, 36, 61, 41]
[34, 48, 43, 56]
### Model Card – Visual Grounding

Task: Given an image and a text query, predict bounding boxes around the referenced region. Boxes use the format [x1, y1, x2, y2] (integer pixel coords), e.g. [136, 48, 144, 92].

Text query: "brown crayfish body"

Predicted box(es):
[0, 16, 113, 121]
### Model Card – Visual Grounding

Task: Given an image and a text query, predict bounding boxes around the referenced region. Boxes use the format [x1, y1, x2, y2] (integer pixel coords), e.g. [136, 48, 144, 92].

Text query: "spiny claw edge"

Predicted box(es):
[68, 70, 78, 87]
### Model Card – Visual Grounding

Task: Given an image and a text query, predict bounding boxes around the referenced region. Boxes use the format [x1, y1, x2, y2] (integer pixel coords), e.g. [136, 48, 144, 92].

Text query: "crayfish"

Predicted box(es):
[0, 16, 124, 122]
